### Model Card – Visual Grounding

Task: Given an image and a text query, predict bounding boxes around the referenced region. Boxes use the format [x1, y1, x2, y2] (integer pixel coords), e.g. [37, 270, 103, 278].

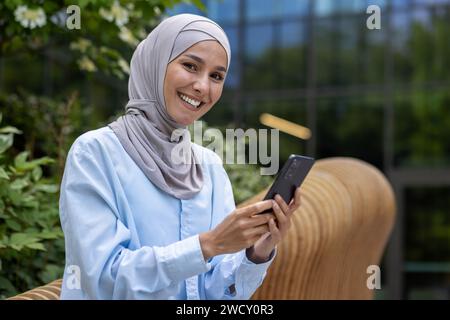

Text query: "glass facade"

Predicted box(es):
[167, 0, 450, 299]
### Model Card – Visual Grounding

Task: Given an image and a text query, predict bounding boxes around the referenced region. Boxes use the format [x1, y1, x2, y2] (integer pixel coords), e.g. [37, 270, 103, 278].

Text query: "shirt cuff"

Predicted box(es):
[233, 247, 277, 298]
[242, 247, 277, 266]
[162, 235, 212, 282]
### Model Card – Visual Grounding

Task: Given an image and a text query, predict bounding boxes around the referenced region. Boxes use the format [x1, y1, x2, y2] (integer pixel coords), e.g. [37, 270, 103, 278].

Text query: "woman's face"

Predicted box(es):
[163, 40, 228, 126]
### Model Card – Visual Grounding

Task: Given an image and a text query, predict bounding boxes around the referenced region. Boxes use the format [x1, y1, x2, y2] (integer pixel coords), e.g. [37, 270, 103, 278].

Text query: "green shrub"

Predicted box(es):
[0, 113, 63, 299]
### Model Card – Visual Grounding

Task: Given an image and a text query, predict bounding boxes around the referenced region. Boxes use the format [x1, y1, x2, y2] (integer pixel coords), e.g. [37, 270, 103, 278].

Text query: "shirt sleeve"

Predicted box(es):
[201, 161, 276, 300]
[59, 140, 210, 299]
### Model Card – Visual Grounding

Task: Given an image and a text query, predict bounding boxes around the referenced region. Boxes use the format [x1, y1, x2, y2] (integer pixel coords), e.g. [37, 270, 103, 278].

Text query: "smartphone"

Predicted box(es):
[259, 154, 315, 214]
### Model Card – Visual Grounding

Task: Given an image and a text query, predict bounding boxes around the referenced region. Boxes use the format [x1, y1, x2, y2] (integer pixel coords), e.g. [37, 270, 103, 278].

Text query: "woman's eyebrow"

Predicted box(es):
[182, 53, 227, 72]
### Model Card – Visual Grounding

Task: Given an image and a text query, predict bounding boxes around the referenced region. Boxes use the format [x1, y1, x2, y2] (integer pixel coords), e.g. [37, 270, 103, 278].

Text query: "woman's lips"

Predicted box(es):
[178, 93, 203, 111]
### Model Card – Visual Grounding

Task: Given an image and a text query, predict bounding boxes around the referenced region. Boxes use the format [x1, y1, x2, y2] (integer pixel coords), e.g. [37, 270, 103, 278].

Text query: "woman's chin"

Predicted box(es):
[175, 116, 196, 126]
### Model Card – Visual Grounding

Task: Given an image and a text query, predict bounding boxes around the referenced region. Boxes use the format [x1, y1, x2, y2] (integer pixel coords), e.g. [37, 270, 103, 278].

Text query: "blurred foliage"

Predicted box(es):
[0, 0, 206, 297]
[405, 187, 450, 262]
[0, 90, 88, 181]
[189, 121, 273, 204]
[0, 113, 63, 298]
[0, 0, 206, 79]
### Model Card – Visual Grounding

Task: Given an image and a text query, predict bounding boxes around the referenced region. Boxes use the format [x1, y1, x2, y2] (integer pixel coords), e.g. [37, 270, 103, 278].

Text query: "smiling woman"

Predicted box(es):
[164, 40, 228, 125]
[57, 13, 302, 300]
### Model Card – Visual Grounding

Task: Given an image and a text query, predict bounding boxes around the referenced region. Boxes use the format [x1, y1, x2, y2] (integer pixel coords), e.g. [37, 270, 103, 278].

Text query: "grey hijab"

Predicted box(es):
[108, 14, 231, 200]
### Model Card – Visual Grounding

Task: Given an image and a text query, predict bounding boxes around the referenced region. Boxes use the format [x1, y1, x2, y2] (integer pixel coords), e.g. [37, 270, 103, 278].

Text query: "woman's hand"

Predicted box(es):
[199, 200, 275, 261]
[246, 187, 302, 263]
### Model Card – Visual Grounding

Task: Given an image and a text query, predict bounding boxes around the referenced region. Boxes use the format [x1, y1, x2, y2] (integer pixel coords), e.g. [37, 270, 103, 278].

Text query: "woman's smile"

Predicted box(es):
[177, 91, 205, 111]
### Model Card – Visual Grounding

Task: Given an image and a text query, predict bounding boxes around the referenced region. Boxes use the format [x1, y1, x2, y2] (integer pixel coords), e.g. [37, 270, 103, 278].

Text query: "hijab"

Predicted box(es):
[108, 14, 231, 200]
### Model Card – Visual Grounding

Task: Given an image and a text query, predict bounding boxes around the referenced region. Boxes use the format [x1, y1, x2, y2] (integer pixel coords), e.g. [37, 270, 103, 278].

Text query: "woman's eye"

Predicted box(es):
[183, 63, 196, 71]
[211, 73, 224, 81]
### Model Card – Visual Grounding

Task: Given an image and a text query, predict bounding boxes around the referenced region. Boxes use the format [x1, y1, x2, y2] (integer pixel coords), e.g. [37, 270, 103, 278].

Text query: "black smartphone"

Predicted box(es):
[259, 154, 315, 214]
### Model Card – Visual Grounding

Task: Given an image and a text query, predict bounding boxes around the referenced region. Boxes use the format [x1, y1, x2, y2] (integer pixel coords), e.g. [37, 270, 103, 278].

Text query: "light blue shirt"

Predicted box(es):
[59, 126, 275, 300]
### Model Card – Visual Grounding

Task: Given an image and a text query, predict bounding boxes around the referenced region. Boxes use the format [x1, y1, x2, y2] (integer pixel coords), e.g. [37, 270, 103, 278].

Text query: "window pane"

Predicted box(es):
[244, 24, 275, 90]
[223, 25, 239, 54]
[277, 0, 310, 17]
[392, 11, 413, 82]
[244, 99, 308, 162]
[405, 273, 450, 300]
[415, 0, 450, 5]
[200, 96, 235, 126]
[314, 0, 380, 16]
[165, 3, 203, 16]
[392, 0, 410, 7]
[392, 7, 450, 84]
[405, 187, 450, 263]
[336, 0, 367, 13]
[245, 23, 273, 58]
[224, 54, 239, 89]
[363, 22, 386, 84]
[317, 96, 384, 169]
[314, 0, 335, 17]
[246, 0, 276, 20]
[279, 21, 308, 89]
[337, 17, 365, 86]
[246, 0, 310, 20]
[207, 0, 239, 23]
[394, 90, 450, 167]
[314, 18, 339, 86]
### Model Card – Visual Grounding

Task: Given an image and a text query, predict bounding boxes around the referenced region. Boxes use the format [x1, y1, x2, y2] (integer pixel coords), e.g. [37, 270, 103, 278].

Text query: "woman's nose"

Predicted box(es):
[192, 74, 209, 94]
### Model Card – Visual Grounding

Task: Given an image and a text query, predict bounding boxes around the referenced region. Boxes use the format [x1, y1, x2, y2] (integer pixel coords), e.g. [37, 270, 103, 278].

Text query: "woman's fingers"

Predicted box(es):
[275, 194, 290, 215]
[247, 224, 270, 238]
[272, 198, 290, 233]
[247, 213, 273, 227]
[289, 187, 302, 212]
[268, 219, 281, 242]
[239, 200, 273, 217]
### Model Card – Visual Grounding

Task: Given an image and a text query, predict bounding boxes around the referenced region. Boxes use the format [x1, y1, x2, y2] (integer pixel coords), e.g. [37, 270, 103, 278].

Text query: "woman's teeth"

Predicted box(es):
[178, 93, 202, 108]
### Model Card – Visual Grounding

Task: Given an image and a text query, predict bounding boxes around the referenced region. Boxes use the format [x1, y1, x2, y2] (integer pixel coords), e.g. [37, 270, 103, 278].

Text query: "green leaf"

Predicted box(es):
[8, 192, 22, 207]
[5, 219, 22, 232]
[35, 184, 59, 193]
[0, 134, 14, 154]
[0, 167, 9, 180]
[20, 194, 38, 208]
[10, 178, 29, 190]
[0, 126, 22, 134]
[15, 156, 55, 171]
[0, 276, 16, 293]
[39, 229, 63, 240]
[8, 233, 41, 251]
[25, 243, 46, 251]
[31, 166, 42, 182]
[14, 151, 29, 168]
[39, 264, 63, 284]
